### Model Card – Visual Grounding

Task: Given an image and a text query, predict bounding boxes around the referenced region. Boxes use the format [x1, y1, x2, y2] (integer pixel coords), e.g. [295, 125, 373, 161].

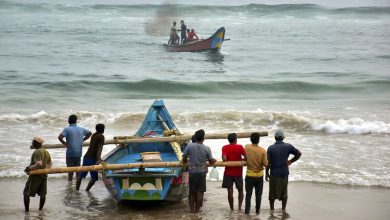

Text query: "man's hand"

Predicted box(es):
[96, 159, 103, 165]
[265, 174, 270, 182]
[286, 160, 292, 166]
[24, 166, 31, 174]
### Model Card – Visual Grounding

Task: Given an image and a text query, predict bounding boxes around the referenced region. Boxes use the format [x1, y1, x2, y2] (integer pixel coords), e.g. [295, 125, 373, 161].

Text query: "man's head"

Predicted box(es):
[180, 20, 184, 24]
[68, 114, 77, 124]
[250, 132, 260, 145]
[275, 129, 284, 141]
[194, 129, 205, 143]
[191, 28, 195, 32]
[191, 135, 196, 143]
[187, 29, 190, 33]
[227, 133, 237, 144]
[32, 136, 44, 149]
[96, 123, 105, 134]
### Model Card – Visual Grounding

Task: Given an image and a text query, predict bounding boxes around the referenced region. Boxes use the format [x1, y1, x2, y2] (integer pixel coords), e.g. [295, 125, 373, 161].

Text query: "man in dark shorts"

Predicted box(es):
[244, 132, 268, 214]
[221, 133, 246, 210]
[266, 130, 301, 211]
[182, 129, 216, 213]
[23, 136, 52, 212]
[58, 115, 92, 181]
[76, 124, 105, 191]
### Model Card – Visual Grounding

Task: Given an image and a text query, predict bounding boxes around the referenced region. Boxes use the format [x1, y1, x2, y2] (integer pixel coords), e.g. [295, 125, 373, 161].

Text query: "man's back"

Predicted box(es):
[84, 132, 104, 159]
[61, 124, 89, 157]
[222, 144, 245, 176]
[245, 144, 267, 175]
[183, 142, 212, 173]
[267, 141, 299, 177]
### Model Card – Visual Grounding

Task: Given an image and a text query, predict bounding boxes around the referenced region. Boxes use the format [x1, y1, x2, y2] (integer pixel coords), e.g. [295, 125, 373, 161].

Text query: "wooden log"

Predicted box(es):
[41, 131, 268, 149]
[28, 160, 247, 175]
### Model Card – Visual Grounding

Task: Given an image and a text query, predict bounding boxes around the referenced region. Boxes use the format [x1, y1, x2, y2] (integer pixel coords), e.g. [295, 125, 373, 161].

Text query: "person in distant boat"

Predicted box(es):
[58, 115, 92, 182]
[266, 130, 302, 212]
[23, 136, 52, 212]
[222, 133, 246, 211]
[168, 21, 179, 44]
[244, 132, 268, 215]
[179, 20, 187, 44]
[76, 123, 105, 191]
[182, 129, 216, 213]
[187, 28, 199, 42]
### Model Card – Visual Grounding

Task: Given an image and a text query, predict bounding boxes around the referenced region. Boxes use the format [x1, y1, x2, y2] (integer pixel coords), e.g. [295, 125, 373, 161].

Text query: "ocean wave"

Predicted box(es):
[4, 79, 388, 100]
[1, 1, 389, 18]
[1, 110, 389, 135]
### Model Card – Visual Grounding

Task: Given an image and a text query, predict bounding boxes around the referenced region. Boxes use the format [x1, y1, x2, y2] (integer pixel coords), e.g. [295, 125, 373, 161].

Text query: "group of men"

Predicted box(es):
[24, 115, 301, 215]
[182, 130, 301, 214]
[168, 20, 199, 45]
[23, 115, 105, 212]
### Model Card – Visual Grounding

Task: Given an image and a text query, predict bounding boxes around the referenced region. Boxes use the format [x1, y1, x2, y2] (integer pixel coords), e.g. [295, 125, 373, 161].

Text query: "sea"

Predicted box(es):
[0, 0, 390, 207]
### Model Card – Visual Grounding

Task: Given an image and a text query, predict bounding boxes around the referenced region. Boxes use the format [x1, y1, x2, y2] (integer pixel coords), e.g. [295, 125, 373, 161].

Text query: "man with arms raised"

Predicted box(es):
[58, 114, 92, 182]
[222, 133, 246, 210]
[182, 129, 216, 213]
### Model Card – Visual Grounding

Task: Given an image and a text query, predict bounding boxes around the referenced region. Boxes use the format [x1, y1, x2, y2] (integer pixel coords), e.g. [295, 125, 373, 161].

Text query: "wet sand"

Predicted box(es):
[1, 177, 389, 220]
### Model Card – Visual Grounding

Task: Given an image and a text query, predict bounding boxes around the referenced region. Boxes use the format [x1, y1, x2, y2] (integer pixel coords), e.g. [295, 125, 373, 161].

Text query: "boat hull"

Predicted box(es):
[102, 100, 189, 203]
[102, 171, 189, 202]
[164, 27, 225, 52]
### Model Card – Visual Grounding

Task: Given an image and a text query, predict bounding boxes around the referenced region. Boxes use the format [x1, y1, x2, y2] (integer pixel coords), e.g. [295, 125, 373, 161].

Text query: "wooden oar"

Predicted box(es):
[28, 160, 247, 175]
[40, 131, 268, 149]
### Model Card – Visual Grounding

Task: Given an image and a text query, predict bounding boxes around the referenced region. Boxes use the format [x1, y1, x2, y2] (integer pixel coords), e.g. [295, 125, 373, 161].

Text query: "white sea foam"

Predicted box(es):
[311, 118, 390, 134]
[1, 110, 390, 135]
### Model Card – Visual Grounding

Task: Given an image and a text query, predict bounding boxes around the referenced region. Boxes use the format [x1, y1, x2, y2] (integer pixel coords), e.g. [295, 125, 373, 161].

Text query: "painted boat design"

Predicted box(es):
[102, 100, 189, 202]
[164, 27, 225, 52]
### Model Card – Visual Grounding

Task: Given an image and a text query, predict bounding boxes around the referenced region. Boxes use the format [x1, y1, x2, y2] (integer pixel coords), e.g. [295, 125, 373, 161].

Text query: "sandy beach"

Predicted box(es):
[1, 177, 389, 220]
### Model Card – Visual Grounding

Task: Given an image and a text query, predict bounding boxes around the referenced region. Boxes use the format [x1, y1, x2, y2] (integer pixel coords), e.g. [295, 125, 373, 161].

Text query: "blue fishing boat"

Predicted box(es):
[102, 100, 189, 202]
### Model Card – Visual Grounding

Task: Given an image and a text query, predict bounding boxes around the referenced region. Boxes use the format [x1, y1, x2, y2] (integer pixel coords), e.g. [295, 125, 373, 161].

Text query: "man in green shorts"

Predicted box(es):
[23, 136, 52, 212]
[266, 130, 301, 211]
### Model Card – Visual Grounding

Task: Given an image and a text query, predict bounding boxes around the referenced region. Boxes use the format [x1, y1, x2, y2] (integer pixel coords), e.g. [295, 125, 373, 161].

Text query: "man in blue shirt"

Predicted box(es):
[182, 129, 216, 213]
[58, 115, 92, 182]
[266, 130, 301, 211]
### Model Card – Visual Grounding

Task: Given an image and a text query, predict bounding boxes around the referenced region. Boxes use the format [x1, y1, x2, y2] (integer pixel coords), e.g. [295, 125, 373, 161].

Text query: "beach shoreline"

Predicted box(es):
[1, 177, 389, 220]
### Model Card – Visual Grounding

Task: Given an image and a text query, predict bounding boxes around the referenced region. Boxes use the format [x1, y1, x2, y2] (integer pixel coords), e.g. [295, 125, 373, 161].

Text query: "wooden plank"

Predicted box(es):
[41, 131, 268, 149]
[28, 161, 247, 175]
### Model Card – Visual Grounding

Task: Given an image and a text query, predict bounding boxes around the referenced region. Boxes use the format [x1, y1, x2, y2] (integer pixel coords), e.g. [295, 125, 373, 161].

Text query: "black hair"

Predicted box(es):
[194, 129, 205, 142]
[250, 132, 260, 144]
[68, 114, 77, 124]
[275, 136, 284, 141]
[191, 135, 196, 143]
[96, 123, 105, 133]
[227, 133, 237, 144]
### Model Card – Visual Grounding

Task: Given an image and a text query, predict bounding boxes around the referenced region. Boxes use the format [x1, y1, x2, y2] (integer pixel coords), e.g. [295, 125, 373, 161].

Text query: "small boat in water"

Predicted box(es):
[102, 100, 189, 202]
[164, 27, 226, 52]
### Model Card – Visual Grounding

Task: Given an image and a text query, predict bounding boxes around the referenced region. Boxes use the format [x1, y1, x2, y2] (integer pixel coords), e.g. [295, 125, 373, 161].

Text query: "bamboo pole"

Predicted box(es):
[41, 131, 268, 149]
[28, 161, 247, 175]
